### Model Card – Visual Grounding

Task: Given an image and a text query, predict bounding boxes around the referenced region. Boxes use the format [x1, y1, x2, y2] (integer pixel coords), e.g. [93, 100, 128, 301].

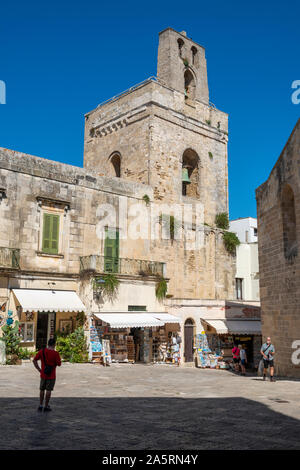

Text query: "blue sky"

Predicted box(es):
[0, 0, 299, 220]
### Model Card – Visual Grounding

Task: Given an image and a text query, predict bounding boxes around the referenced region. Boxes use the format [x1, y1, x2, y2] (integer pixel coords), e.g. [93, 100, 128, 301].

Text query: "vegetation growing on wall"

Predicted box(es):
[155, 277, 168, 301]
[222, 231, 240, 255]
[215, 212, 229, 230]
[159, 214, 181, 241]
[215, 212, 240, 255]
[142, 194, 150, 205]
[93, 274, 120, 301]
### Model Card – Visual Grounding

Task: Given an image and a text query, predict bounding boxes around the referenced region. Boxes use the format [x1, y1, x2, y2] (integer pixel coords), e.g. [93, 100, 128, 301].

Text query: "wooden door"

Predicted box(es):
[184, 322, 194, 362]
[36, 313, 49, 351]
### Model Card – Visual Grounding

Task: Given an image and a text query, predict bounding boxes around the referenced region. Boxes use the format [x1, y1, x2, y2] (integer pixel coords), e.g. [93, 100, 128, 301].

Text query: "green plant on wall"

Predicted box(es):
[155, 277, 168, 301]
[56, 327, 88, 363]
[159, 214, 181, 241]
[142, 194, 150, 205]
[208, 151, 213, 160]
[93, 274, 120, 301]
[222, 231, 240, 255]
[1, 321, 21, 364]
[183, 58, 189, 67]
[215, 212, 229, 230]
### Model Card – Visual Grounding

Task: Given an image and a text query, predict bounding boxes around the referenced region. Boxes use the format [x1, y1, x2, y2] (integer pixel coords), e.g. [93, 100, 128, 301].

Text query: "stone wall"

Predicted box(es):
[256, 119, 300, 377]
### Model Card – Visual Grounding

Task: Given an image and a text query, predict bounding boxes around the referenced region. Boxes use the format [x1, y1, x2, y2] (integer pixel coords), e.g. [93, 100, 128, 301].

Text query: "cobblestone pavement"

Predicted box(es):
[1, 362, 300, 450]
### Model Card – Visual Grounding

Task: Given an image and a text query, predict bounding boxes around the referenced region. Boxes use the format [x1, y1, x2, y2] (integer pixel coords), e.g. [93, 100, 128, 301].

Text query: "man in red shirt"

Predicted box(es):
[33, 338, 61, 412]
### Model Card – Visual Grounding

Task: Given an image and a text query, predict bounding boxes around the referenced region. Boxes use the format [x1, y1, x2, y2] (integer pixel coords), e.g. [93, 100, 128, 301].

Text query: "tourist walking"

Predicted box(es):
[260, 337, 275, 382]
[232, 344, 240, 372]
[33, 338, 61, 412]
[239, 344, 247, 376]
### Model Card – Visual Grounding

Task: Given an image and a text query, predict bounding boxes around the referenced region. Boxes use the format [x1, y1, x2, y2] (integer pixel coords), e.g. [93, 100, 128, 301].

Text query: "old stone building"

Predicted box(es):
[256, 119, 300, 377]
[0, 28, 260, 365]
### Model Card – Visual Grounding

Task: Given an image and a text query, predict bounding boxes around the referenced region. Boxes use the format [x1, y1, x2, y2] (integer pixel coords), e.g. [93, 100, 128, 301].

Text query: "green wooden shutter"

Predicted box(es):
[51, 215, 60, 253]
[104, 228, 119, 272]
[42, 213, 60, 254]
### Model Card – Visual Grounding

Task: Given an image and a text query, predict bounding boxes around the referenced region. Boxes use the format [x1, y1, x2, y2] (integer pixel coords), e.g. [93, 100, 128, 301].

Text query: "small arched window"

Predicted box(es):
[177, 38, 184, 57]
[109, 152, 121, 178]
[191, 46, 197, 65]
[282, 184, 298, 259]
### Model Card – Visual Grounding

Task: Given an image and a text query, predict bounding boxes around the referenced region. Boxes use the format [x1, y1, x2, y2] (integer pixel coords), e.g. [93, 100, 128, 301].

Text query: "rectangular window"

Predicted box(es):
[253, 227, 258, 236]
[104, 227, 119, 273]
[19, 322, 35, 342]
[42, 213, 60, 254]
[236, 278, 243, 300]
[128, 306, 147, 311]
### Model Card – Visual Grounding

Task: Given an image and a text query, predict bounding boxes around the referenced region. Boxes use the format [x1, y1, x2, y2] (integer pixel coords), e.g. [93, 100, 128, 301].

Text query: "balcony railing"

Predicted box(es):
[80, 255, 165, 277]
[0, 248, 20, 269]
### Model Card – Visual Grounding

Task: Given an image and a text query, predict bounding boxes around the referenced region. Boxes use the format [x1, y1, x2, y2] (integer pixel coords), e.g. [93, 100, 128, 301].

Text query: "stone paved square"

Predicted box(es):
[1, 363, 300, 450]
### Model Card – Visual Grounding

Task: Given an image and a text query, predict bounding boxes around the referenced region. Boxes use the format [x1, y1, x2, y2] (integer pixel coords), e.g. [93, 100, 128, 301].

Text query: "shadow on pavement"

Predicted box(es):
[0, 397, 299, 450]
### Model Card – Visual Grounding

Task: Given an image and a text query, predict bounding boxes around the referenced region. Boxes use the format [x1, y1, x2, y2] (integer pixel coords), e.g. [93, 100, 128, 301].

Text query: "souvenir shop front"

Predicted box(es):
[90, 312, 182, 365]
[11, 289, 86, 350]
[197, 319, 262, 370]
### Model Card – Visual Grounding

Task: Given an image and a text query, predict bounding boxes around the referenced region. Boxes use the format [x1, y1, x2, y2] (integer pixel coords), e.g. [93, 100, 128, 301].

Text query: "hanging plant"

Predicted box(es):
[222, 231, 240, 255]
[183, 58, 189, 67]
[93, 274, 120, 301]
[155, 277, 168, 301]
[215, 212, 229, 230]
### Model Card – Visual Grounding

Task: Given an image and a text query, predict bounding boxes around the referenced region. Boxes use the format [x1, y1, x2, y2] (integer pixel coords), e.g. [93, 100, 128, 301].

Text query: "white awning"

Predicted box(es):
[94, 313, 164, 328]
[202, 319, 261, 335]
[151, 313, 182, 324]
[12, 289, 86, 313]
[203, 320, 229, 334]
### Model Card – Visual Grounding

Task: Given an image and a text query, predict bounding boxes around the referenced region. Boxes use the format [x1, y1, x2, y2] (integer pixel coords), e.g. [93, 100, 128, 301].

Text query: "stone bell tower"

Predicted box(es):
[157, 28, 209, 104]
[83, 27, 234, 301]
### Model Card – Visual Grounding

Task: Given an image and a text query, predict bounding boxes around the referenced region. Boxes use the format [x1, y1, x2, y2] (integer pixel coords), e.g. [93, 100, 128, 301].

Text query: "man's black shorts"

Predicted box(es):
[233, 358, 239, 364]
[263, 359, 274, 368]
[40, 378, 56, 391]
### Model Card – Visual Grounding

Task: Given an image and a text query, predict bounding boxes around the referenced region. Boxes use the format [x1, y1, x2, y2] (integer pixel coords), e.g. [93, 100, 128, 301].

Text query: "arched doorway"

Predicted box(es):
[184, 318, 195, 362]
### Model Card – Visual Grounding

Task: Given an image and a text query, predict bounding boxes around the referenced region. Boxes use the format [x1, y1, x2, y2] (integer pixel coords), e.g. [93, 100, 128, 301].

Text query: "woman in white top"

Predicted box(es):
[239, 344, 247, 376]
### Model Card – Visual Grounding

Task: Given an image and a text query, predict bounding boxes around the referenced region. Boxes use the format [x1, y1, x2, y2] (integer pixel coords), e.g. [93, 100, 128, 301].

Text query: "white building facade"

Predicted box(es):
[229, 217, 260, 301]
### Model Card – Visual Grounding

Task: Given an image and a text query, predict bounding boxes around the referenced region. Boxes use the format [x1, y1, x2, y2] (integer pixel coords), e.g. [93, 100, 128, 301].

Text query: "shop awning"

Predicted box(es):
[202, 319, 261, 335]
[151, 313, 182, 324]
[94, 313, 164, 328]
[12, 289, 86, 313]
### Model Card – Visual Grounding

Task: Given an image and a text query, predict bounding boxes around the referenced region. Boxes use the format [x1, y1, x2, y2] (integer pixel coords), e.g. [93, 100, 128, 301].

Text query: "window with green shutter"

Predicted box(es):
[42, 213, 60, 254]
[104, 227, 119, 273]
